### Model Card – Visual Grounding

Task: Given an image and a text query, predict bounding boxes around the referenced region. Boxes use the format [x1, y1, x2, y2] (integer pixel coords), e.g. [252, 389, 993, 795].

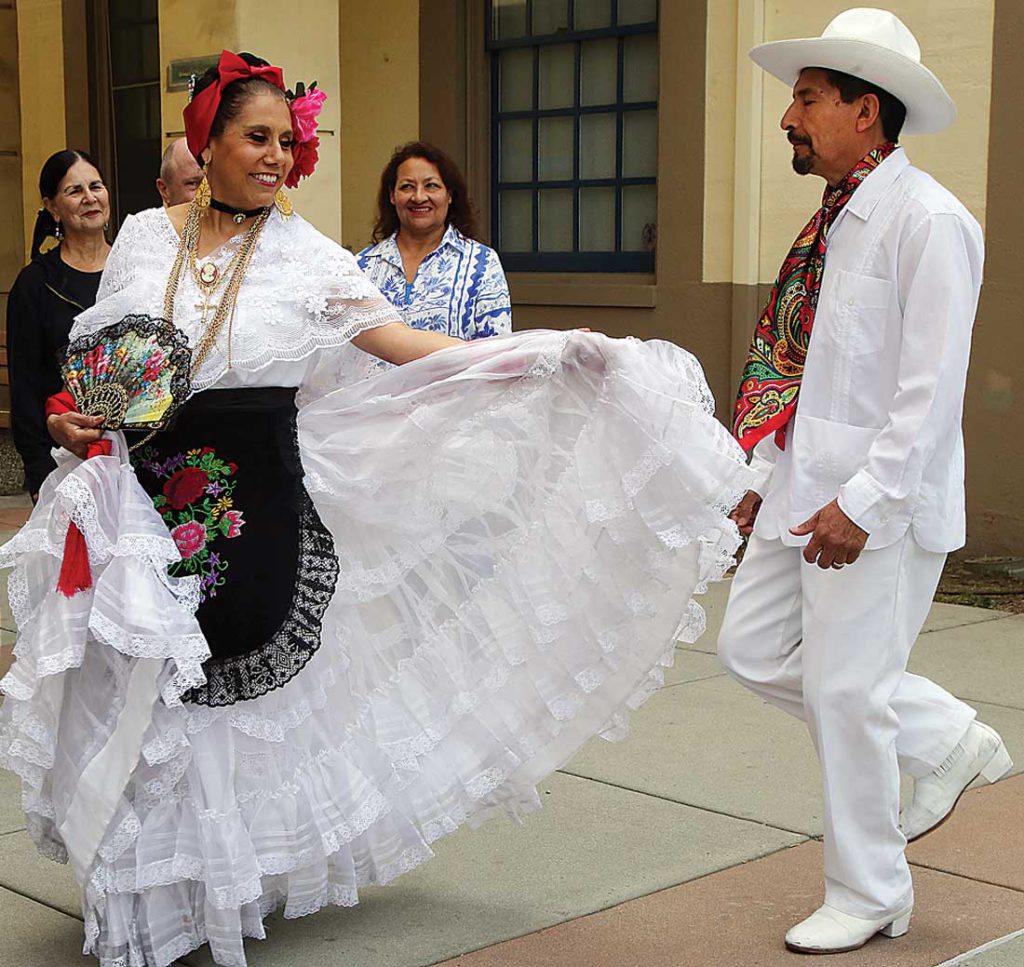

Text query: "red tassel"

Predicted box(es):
[57, 522, 94, 597]
[49, 414, 112, 596]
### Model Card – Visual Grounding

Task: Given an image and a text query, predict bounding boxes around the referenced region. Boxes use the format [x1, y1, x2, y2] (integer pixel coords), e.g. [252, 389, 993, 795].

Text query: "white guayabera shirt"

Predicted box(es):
[748, 148, 985, 553]
[358, 226, 512, 340]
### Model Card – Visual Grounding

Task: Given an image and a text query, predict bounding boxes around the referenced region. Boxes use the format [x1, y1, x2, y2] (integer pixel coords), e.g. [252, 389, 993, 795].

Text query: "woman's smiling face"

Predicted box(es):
[205, 90, 295, 210]
[390, 156, 451, 237]
[45, 159, 110, 238]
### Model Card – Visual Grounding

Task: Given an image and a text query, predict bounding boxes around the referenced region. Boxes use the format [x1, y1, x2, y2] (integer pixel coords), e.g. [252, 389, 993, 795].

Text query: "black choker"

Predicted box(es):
[209, 198, 268, 224]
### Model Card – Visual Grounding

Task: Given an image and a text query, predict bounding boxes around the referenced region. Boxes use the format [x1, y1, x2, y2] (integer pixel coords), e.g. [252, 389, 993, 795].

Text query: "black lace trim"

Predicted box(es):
[182, 491, 340, 706]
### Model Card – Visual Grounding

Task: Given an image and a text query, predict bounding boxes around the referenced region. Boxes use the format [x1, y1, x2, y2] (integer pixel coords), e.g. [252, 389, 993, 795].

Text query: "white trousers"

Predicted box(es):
[718, 532, 975, 919]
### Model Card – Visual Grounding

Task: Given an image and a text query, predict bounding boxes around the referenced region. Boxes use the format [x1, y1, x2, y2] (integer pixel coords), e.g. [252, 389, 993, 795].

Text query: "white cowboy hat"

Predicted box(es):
[749, 7, 956, 135]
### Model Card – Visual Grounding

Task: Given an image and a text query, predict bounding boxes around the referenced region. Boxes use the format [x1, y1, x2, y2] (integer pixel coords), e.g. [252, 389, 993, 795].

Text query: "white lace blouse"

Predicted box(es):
[75, 207, 402, 406]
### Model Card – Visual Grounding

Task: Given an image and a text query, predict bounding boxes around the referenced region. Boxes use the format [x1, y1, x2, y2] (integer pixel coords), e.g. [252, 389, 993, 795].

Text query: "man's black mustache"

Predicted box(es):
[788, 134, 812, 146]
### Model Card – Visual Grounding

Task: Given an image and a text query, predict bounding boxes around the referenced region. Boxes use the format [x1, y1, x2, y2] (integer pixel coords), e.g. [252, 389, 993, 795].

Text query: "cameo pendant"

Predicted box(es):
[197, 260, 219, 288]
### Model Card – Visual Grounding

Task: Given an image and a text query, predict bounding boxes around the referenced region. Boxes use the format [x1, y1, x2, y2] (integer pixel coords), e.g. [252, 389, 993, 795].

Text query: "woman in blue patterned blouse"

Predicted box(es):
[358, 142, 511, 339]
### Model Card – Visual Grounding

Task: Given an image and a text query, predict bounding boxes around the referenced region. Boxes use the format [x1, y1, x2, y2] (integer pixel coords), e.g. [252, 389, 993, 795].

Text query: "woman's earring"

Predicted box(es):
[195, 165, 211, 210]
[54, 220, 63, 241]
[274, 188, 293, 219]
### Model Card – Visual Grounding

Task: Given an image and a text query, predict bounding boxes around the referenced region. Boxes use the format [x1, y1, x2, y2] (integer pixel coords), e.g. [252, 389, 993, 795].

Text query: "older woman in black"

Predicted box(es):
[6, 149, 111, 498]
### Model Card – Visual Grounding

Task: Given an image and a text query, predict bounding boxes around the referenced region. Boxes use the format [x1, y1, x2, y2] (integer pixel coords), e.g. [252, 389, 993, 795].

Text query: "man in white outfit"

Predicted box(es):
[719, 8, 1012, 955]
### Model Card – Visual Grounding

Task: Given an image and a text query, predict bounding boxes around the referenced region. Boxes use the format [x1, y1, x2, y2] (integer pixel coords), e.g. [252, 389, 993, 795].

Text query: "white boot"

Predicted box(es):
[900, 721, 1012, 842]
[785, 903, 913, 954]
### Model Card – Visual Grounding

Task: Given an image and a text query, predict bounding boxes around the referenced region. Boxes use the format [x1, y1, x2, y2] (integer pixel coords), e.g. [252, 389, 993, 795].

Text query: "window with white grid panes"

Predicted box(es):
[488, 0, 658, 271]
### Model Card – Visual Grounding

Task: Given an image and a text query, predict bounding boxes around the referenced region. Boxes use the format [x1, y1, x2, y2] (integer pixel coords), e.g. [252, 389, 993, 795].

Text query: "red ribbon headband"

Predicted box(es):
[183, 50, 286, 162]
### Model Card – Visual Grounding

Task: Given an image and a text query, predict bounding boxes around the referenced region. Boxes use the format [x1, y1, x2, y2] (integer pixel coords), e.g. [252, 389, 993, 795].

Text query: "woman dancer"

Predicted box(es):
[0, 51, 750, 966]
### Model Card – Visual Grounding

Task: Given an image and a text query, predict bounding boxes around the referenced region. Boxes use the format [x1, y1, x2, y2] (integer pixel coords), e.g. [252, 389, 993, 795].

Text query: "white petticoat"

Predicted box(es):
[0, 330, 751, 966]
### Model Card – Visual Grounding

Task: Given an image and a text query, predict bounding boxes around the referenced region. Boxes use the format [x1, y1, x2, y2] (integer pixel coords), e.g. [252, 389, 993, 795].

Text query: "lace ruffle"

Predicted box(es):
[0, 434, 211, 859]
[79, 207, 403, 397]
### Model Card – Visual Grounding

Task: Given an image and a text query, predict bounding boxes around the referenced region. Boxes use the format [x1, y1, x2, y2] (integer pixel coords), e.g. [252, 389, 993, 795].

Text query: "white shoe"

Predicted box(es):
[785, 903, 913, 954]
[900, 721, 1013, 843]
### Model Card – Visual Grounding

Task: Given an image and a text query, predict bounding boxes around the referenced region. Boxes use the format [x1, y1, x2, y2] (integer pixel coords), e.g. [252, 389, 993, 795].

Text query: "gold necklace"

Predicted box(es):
[189, 242, 242, 295]
[164, 201, 270, 376]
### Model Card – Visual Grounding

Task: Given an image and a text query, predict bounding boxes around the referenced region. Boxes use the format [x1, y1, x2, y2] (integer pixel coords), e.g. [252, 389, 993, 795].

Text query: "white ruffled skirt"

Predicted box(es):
[0, 330, 751, 966]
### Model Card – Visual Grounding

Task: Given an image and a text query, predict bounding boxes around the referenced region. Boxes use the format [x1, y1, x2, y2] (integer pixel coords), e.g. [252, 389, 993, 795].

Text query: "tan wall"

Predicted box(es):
[419, 0, 468, 172]
[1, 3, 24, 297]
[702, 0, 742, 285]
[12, 2, 98, 260]
[338, 0, 420, 253]
[61, 0, 91, 150]
[421, 0, 492, 244]
[237, 0, 342, 241]
[964, 0, 1024, 553]
[16, 0, 68, 259]
[158, 0, 239, 144]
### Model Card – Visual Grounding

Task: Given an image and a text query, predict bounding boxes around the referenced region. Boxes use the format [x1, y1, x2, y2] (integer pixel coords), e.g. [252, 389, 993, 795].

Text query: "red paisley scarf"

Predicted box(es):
[732, 141, 896, 452]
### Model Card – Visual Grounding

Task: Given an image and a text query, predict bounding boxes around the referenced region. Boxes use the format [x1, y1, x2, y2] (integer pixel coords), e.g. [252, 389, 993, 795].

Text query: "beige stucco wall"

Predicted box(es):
[158, 0, 239, 145]
[237, 0, 342, 241]
[1, 4, 24, 294]
[702, 0, 740, 284]
[704, 0, 996, 284]
[15, 0, 68, 260]
[337, 0, 420, 252]
[963, 0, 1024, 553]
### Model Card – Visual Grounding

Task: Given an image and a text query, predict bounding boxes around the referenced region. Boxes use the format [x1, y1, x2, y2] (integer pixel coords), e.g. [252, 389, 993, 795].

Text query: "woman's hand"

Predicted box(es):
[47, 411, 104, 459]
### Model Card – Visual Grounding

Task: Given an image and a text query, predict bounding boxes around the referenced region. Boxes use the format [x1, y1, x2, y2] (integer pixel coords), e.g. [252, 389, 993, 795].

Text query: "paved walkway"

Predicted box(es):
[0, 492, 1020, 967]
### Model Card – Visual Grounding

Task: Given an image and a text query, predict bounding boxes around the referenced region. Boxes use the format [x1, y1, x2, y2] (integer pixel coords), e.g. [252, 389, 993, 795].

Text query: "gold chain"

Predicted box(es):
[188, 234, 247, 296]
[163, 201, 270, 377]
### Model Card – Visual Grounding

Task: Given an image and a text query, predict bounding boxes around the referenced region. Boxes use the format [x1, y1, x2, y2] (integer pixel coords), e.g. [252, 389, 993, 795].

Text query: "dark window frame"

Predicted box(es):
[486, 1, 658, 273]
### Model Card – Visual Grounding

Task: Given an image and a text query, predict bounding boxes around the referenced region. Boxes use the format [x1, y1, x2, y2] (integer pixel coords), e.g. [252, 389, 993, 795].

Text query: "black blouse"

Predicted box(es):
[6, 247, 103, 494]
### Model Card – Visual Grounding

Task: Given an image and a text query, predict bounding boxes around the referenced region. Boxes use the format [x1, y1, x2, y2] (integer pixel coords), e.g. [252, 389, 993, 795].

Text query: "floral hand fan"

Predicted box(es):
[62, 314, 192, 430]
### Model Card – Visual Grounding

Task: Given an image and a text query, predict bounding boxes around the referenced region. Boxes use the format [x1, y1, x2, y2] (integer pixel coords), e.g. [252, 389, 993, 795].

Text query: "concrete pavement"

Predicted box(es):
[0, 492, 1021, 967]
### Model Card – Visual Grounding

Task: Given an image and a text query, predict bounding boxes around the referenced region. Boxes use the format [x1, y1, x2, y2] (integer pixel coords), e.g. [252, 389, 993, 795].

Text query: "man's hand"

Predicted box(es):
[790, 498, 868, 569]
[729, 490, 762, 537]
[47, 411, 104, 459]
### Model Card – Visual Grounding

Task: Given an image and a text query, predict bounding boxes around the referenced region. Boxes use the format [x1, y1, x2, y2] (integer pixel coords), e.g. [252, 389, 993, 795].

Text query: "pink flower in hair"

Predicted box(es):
[290, 87, 326, 143]
[285, 82, 326, 186]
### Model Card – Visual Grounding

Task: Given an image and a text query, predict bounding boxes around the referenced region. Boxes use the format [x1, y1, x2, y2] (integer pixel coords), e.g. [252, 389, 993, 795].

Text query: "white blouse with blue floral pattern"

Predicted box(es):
[357, 226, 512, 340]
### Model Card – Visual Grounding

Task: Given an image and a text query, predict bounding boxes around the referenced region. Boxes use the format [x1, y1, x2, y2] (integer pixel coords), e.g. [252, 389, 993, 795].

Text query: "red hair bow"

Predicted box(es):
[183, 50, 285, 162]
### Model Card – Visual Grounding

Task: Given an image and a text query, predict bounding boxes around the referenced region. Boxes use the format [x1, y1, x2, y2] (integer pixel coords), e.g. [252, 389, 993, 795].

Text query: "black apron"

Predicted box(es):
[131, 387, 339, 707]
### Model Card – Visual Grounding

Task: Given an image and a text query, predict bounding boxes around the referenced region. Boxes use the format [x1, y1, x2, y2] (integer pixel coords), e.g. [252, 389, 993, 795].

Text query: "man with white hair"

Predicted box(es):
[155, 137, 203, 207]
[718, 8, 1011, 954]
